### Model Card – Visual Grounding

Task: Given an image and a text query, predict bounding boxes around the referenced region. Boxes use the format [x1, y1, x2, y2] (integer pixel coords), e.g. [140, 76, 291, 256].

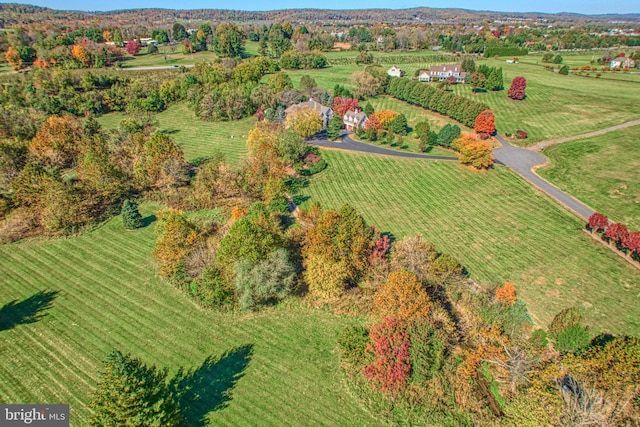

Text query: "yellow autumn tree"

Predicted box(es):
[372, 110, 400, 130]
[102, 30, 113, 42]
[373, 269, 432, 320]
[284, 106, 323, 138]
[153, 209, 201, 277]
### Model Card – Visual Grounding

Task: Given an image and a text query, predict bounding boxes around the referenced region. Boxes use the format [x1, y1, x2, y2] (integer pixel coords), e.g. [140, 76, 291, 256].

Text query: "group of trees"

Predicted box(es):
[587, 212, 640, 260]
[469, 63, 505, 92]
[148, 120, 333, 310]
[386, 78, 491, 128]
[337, 235, 640, 425]
[1, 114, 187, 241]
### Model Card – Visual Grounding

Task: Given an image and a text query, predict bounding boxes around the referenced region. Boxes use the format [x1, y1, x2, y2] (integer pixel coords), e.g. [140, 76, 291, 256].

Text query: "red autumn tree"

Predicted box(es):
[604, 222, 628, 246]
[332, 97, 360, 116]
[364, 317, 411, 394]
[495, 282, 517, 305]
[587, 212, 609, 233]
[621, 231, 640, 257]
[508, 76, 527, 100]
[125, 40, 142, 55]
[371, 234, 391, 263]
[363, 114, 383, 131]
[474, 109, 496, 135]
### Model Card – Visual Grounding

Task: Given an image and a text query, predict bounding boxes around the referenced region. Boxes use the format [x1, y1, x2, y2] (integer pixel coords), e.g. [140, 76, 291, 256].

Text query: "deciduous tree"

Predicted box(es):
[302, 205, 373, 297]
[496, 282, 517, 305]
[374, 270, 432, 320]
[125, 40, 142, 55]
[364, 317, 411, 394]
[474, 109, 496, 135]
[508, 76, 527, 100]
[284, 106, 323, 138]
[587, 212, 608, 233]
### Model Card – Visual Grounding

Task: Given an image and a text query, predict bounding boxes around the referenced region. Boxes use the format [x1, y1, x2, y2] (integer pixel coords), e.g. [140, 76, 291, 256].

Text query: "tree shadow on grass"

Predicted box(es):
[140, 215, 156, 228]
[0, 290, 59, 332]
[172, 344, 253, 426]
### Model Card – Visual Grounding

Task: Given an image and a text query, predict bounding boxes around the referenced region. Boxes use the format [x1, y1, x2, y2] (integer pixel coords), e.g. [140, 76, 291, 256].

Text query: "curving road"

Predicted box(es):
[308, 132, 458, 161]
[306, 127, 631, 222]
[493, 135, 595, 220]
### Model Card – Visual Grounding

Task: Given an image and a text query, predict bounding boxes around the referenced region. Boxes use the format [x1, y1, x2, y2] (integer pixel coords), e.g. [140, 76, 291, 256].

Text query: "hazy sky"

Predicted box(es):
[2, 0, 638, 14]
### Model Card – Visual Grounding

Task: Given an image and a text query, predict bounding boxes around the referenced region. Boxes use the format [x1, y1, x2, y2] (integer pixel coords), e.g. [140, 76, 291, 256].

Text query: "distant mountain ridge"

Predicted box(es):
[0, 3, 639, 27]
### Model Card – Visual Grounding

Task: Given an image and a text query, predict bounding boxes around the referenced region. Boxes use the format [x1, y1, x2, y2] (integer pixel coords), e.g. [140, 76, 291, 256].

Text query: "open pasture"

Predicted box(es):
[0, 203, 378, 426]
[450, 59, 640, 144]
[539, 124, 640, 229]
[299, 150, 640, 335]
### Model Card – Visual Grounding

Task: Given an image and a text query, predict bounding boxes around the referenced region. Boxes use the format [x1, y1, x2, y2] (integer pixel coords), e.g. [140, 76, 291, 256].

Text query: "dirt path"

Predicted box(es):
[527, 119, 640, 152]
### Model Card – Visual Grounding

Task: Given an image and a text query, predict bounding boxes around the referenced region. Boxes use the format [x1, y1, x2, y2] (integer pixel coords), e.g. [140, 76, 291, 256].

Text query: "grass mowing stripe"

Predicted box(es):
[302, 150, 640, 334]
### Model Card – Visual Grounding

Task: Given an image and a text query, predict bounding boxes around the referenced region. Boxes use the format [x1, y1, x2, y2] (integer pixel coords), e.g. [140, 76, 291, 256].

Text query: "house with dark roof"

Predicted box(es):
[343, 109, 367, 130]
[284, 98, 334, 128]
[418, 64, 467, 83]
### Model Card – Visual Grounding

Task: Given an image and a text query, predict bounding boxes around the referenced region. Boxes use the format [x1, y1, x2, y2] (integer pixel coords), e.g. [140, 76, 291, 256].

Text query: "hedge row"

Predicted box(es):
[386, 78, 490, 128]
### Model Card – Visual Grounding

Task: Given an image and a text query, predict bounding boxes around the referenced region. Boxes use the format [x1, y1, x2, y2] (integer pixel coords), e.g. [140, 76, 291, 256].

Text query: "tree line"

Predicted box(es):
[386, 78, 491, 128]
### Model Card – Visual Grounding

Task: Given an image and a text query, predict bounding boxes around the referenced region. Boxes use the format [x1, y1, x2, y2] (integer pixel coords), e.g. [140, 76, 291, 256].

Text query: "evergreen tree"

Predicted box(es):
[327, 115, 343, 141]
[122, 199, 143, 230]
[436, 124, 461, 148]
[461, 57, 476, 73]
[485, 67, 503, 91]
[364, 102, 374, 116]
[89, 350, 181, 427]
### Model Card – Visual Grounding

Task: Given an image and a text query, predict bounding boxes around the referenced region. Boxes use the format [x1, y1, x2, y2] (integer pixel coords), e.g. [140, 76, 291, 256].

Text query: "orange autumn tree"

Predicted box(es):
[495, 282, 517, 305]
[372, 110, 400, 130]
[374, 269, 432, 320]
[72, 44, 91, 67]
[455, 134, 494, 170]
[5, 46, 22, 70]
[474, 109, 496, 135]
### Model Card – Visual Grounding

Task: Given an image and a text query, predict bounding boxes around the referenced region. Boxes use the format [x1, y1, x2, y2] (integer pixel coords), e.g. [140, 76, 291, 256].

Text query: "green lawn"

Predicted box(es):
[299, 150, 640, 335]
[449, 59, 640, 144]
[97, 103, 254, 164]
[539, 124, 640, 229]
[0, 203, 378, 426]
[121, 46, 220, 68]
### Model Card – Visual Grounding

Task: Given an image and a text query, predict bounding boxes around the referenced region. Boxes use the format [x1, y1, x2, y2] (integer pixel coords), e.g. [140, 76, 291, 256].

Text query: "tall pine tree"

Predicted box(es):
[89, 351, 181, 427]
[122, 199, 143, 230]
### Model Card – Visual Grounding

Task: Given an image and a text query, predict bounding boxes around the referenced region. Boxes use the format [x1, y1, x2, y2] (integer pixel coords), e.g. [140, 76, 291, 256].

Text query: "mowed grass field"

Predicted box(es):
[539, 124, 640, 229]
[98, 103, 253, 164]
[298, 150, 640, 335]
[0, 203, 378, 426]
[450, 58, 640, 144]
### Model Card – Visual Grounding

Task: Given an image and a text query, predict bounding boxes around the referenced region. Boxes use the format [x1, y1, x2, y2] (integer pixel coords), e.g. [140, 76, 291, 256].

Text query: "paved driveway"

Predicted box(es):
[308, 132, 458, 161]
[493, 135, 595, 220]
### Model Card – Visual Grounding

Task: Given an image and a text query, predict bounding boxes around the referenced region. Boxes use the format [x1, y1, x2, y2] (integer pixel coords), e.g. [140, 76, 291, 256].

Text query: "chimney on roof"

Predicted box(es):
[354, 108, 358, 114]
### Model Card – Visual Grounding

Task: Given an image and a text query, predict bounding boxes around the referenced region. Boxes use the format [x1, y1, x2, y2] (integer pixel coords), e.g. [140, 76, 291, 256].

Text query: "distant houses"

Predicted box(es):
[387, 66, 405, 77]
[343, 109, 367, 130]
[418, 64, 466, 83]
[285, 98, 334, 129]
[610, 57, 636, 69]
